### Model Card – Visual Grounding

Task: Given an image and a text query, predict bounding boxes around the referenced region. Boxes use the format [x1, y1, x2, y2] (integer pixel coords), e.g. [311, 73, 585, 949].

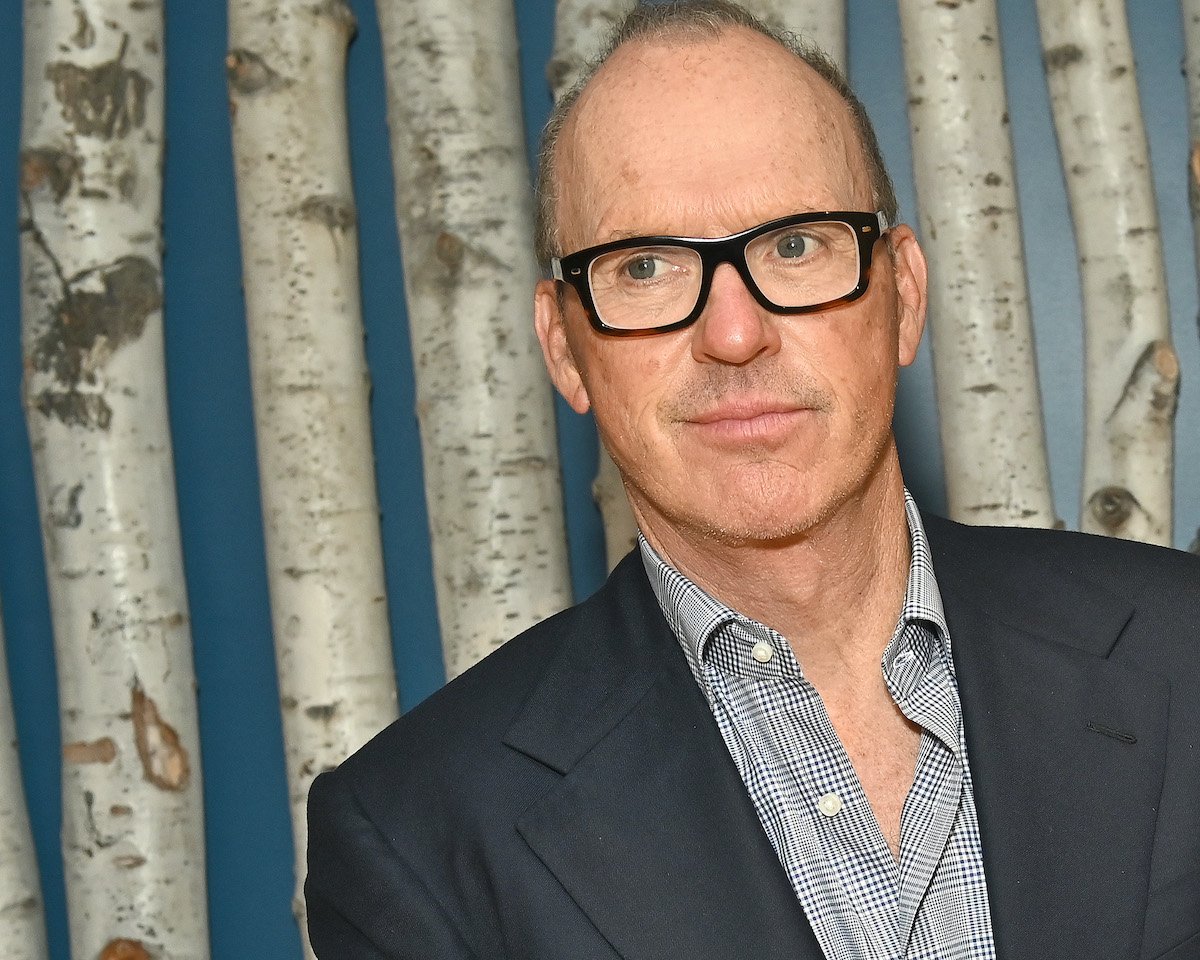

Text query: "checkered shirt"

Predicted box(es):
[639, 493, 996, 960]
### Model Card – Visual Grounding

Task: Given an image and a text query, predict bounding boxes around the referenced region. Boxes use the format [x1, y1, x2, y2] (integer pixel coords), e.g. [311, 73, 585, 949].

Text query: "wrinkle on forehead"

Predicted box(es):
[590, 186, 849, 244]
[554, 27, 872, 252]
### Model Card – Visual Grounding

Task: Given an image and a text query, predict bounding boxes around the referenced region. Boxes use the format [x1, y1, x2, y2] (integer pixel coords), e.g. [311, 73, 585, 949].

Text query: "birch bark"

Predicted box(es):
[0, 603, 50, 959]
[378, 0, 572, 678]
[1036, 0, 1178, 544]
[19, 1, 209, 956]
[227, 1, 399, 952]
[547, 0, 635, 99]
[738, 0, 845, 69]
[900, 0, 1056, 527]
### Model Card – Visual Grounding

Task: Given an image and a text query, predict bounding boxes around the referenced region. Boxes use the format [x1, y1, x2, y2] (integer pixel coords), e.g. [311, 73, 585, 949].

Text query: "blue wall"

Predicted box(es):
[0, 1, 1195, 957]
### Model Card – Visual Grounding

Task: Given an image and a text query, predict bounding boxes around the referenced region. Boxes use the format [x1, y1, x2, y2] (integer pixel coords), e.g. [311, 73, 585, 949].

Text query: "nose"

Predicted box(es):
[691, 262, 782, 365]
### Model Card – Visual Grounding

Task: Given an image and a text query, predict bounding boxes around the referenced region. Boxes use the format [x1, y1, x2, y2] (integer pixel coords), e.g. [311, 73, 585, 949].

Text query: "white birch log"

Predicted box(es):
[19, 1, 209, 956]
[547, 0, 635, 99]
[1036, 0, 1178, 544]
[900, 0, 1056, 527]
[737, 0, 845, 69]
[0, 602, 50, 959]
[548, 0, 641, 570]
[378, 0, 573, 678]
[226, 1, 400, 952]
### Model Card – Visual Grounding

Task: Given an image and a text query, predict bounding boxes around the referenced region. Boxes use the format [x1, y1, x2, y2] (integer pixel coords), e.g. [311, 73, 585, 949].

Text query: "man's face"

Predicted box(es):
[535, 28, 927, 552]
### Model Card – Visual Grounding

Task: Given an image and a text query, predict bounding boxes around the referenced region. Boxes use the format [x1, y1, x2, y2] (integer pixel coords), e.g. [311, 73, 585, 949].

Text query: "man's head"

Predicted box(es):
[533, 0, 928, 555]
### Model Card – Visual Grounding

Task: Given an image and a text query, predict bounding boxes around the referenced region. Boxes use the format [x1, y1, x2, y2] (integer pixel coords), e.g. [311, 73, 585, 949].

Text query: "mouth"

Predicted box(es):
[683, 399, 817, 445]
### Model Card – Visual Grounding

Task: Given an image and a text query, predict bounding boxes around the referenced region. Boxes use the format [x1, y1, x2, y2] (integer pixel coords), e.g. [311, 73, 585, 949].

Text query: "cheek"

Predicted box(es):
[586, 349, 672, 442]
[810, 318, 898, 424]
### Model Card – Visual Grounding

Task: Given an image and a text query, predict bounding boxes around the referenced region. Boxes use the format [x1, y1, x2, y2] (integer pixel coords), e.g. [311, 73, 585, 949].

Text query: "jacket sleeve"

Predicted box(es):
[305, 768, 482, 960]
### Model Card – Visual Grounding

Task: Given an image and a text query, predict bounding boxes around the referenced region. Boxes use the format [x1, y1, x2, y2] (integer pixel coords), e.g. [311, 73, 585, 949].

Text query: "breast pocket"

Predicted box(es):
[1143, 869, 1200, 960]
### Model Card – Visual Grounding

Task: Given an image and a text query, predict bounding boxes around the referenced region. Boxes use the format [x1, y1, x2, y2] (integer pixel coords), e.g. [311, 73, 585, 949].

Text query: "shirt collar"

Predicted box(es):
[639, 489, 951, 673]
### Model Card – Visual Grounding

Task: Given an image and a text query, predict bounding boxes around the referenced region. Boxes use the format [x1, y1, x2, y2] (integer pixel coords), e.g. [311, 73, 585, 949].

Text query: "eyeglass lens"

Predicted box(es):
[585, 220, 862, 330]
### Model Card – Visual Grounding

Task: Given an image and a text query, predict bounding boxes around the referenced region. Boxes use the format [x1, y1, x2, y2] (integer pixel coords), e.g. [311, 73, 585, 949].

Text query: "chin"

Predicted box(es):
[681, 449, 888, 546]
[670, 471, 838, 547]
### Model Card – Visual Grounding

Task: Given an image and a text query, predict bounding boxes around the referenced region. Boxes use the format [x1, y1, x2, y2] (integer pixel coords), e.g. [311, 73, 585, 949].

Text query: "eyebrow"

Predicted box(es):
[601, 228, 659, 242]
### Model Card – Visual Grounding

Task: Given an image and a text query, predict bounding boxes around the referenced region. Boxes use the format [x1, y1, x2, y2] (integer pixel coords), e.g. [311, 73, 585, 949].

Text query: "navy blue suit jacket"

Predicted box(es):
[306, 516, 1200, 959]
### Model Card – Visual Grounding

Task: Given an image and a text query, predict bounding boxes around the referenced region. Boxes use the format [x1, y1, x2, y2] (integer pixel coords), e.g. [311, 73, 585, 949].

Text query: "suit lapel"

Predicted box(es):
[504, 554, 821, 960]
[929, 518, 1170, 960]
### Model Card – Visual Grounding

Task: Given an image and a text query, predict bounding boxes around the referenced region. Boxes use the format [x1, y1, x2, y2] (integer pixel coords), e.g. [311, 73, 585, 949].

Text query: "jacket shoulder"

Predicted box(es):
[326, 549, 653, 809]
[923, 513, 1200, 603]
[338, 593, 583, 787]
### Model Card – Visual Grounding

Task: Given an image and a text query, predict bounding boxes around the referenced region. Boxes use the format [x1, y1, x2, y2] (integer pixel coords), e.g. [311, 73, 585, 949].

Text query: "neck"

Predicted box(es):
[634, 453, 912, 688]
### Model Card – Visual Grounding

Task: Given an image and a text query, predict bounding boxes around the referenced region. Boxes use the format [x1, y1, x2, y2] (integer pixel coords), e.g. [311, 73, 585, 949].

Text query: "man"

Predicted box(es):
[306, 3, 1200, 958]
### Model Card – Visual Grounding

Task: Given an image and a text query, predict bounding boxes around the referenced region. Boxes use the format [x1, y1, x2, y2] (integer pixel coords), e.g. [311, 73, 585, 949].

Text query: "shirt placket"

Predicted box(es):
[711, 622, 907, 960]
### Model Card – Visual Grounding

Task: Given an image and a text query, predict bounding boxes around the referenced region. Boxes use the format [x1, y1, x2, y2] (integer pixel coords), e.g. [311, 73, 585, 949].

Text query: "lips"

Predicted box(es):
[686, 398, 810, 424]
[682, 398, 817, 445]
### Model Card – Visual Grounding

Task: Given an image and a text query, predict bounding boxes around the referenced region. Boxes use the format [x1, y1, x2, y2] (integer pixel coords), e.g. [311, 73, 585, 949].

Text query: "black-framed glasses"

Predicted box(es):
[551, 210, 889, 336]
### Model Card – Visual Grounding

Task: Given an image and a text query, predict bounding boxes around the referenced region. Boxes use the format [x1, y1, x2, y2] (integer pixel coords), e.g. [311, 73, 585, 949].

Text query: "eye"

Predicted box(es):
[775, 232, 816, 258]
[625, 255, 663, 281]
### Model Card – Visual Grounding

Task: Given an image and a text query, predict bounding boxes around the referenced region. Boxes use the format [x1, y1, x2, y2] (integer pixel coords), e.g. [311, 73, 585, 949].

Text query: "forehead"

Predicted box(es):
[558, 27, 869, 244]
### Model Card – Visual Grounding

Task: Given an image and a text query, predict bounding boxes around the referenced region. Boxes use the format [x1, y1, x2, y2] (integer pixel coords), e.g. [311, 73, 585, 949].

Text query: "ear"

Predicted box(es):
[534, 279, 591, 414]
[886, 225, 928, 367]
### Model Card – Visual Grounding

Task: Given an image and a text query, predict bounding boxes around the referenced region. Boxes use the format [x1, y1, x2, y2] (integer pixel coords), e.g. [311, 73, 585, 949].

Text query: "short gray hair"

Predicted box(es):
[533, 0, 898, 269]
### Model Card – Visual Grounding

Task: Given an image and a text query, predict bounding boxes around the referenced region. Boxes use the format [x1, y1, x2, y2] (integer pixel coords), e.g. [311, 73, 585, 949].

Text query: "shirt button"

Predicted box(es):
[817, 792, 843, 817]
[751, 641, 774, 663]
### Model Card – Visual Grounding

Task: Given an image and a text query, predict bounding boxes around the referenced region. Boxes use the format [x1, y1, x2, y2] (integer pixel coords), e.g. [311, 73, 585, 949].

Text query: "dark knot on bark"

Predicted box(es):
[1087, 485, 1138, 532]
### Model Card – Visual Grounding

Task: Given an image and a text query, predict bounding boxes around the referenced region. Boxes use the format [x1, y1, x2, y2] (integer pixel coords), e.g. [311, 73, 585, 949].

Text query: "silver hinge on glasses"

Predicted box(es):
[876, 211, 890, 232]
[550, 259, 564, 281]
